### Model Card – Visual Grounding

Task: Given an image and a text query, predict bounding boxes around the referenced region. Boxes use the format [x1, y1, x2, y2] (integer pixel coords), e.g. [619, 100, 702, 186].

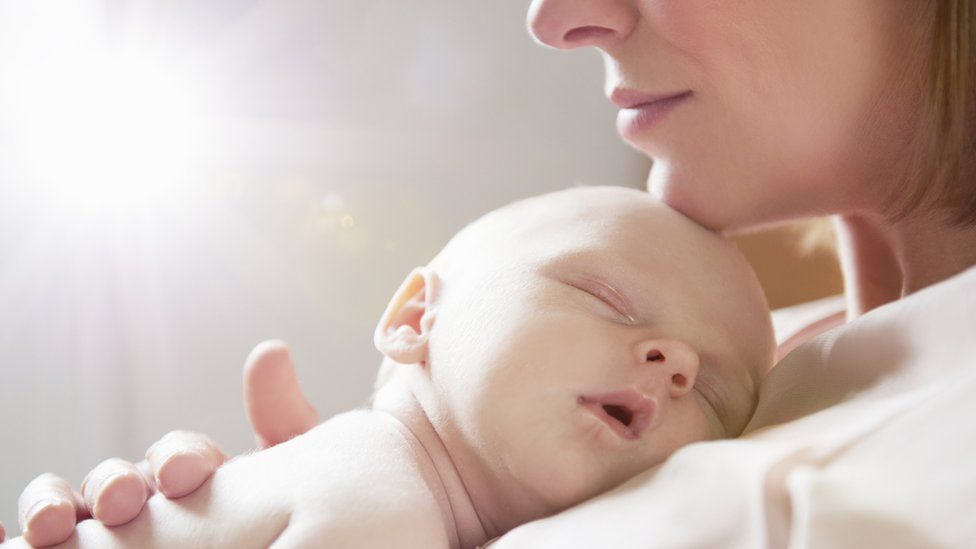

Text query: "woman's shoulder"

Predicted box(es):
[771, 294, 846, 361]
[771, 264, 976, 361]
[754, 264, 976, 432]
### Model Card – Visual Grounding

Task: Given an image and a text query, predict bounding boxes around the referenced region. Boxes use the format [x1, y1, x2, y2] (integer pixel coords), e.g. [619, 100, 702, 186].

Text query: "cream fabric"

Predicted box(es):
[770, 294, 845, 362]
[495, 266, 976, 548]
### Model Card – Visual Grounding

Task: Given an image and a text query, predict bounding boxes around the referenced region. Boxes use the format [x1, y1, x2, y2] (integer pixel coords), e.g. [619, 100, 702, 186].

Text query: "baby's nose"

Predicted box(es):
[633, 338, 699, 399]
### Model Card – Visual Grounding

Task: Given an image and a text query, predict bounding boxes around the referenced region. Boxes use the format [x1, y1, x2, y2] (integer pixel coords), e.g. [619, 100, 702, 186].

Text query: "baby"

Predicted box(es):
[3, 186, 775, 548]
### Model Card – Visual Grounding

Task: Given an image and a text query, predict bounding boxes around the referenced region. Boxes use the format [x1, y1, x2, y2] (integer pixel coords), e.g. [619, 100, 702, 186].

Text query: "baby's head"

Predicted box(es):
[372, 186, 775, 514]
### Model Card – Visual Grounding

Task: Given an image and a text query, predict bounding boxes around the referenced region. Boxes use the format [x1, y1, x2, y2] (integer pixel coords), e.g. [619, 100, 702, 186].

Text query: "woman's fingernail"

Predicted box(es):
[25, 497, 67, 523]
[22, 498, 74, 547]
[156, 451, 210, 497]
[85, 472, 121, 511]
[92, 472, 147, 526]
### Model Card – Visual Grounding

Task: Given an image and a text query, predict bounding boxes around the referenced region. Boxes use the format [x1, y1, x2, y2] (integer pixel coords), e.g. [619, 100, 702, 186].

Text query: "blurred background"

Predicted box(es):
[0, 0, 841, 535]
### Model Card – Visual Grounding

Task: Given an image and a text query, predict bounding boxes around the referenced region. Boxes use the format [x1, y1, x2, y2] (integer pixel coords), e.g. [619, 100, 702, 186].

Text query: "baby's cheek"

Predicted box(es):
[513, 437, 605, 511]
[657, 403, 720, 455]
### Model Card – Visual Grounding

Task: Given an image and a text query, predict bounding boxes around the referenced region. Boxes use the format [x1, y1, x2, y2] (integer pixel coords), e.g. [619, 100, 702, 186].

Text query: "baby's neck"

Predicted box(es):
[372, 379, 492, 547]
[373, 373, 559, 545]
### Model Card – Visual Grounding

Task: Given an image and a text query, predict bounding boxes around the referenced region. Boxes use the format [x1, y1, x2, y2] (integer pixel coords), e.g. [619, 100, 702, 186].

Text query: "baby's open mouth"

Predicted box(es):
[578, 389, 654, 440]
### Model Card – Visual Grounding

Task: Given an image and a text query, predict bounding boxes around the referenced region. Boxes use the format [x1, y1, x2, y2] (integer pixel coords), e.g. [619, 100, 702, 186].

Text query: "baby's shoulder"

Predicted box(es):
[245, 410, 426, 497]
[268, 410, 450, 547]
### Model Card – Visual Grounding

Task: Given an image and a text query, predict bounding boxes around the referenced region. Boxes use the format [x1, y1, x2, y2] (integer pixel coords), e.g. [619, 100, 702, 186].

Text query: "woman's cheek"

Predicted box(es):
[644, 1, 771, 72]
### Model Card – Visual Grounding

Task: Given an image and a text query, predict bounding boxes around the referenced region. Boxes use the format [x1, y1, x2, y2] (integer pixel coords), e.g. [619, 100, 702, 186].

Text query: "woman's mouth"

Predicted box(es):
[578, 389, 654, 441]
[611, 89, 692, 142]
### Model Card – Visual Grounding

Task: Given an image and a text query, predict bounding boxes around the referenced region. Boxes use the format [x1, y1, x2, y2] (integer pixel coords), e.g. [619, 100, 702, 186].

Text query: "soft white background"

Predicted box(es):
[0, 0, 646, 534]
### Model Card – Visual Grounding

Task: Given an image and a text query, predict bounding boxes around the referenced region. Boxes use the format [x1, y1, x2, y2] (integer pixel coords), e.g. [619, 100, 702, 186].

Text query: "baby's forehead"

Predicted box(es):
[501, 187, 685, 232]
[462, 189, 703, 254]
[430, 190, 757, 323]
[430, 188, 736, 286]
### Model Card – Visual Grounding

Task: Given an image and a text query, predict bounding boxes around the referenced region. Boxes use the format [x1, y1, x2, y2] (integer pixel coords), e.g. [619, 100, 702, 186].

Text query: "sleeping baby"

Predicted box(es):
[2, 186, 775, 548]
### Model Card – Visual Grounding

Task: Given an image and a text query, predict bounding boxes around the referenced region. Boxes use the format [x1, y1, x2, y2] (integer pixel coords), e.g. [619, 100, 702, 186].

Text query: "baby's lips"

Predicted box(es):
[627, 401, 654, 438]
[578, 388, 655, 440]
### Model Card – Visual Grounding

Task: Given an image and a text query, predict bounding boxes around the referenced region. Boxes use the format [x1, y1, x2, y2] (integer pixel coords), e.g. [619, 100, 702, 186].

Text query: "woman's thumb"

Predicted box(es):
[243, 340, 321, 448]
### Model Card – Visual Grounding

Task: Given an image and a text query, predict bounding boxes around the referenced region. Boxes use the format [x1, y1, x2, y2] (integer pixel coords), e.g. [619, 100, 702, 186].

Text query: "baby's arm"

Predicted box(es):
[3, 411, 449, 549]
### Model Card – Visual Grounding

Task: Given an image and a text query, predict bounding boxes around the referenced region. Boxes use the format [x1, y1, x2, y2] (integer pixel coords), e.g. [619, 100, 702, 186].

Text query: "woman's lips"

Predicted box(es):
[612, 89, 692, 142]
[578, 389, 654, 441]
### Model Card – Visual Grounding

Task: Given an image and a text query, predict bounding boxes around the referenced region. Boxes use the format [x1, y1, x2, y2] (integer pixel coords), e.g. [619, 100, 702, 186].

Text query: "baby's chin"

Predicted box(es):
[483, 406, 683, 513]
[516, 450, 660, 513]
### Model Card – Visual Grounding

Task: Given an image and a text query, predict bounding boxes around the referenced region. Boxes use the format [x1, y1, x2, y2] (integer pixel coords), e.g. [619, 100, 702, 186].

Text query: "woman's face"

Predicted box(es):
[528, 1, 932, 232]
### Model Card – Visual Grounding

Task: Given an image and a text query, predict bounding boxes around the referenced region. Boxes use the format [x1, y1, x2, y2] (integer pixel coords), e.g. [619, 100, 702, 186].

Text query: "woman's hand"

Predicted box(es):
[7, 340, 320, 547]
[240, 341, 321, 450]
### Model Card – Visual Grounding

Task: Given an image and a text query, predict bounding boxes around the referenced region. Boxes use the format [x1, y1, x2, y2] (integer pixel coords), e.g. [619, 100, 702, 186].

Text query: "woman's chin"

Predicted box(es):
[648, 166, 793, 235]
[649, 173, 728, 232]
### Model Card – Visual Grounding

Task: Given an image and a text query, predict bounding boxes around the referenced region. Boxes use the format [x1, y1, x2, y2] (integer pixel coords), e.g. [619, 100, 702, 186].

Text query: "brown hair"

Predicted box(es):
[891, 0, 976, 225]
[806, 1, 976, 254]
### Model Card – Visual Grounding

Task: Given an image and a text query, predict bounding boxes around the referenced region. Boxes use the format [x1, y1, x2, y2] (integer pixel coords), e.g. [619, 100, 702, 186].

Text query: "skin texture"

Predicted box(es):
[3, 187, 775, 547]
[8, 341, 314, 546]
[3, 411, 453, 549]
[409, 187, 774, 530]
[529, 0, 930, 233]
[525, 0, 976, 314]
[16, 0, 976, 542]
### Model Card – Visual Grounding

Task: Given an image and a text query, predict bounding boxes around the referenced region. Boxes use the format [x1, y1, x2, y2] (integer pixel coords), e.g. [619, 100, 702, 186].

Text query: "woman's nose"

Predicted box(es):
[635, 338, 699, 399]
[527, 0, 638, 50]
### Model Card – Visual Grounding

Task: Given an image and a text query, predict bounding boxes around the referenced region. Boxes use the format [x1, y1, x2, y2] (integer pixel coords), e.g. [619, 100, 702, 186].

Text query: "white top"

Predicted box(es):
[771, 294, 846, 361]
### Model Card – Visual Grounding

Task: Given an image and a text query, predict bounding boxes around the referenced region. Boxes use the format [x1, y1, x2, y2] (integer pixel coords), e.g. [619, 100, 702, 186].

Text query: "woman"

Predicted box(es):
[8, 0, 976, 546]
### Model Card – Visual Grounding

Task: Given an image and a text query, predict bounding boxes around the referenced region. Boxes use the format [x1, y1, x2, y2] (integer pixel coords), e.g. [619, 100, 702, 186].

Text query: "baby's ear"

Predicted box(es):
[373, 267, 440, 365]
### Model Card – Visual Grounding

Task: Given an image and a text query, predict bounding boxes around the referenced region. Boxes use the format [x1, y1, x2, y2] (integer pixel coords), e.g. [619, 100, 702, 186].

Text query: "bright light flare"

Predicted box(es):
[6, 9, 214, 218]
[25, 58, 206, 195]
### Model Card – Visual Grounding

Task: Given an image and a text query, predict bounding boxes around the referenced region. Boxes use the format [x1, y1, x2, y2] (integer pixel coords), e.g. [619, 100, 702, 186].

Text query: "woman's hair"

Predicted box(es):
[892, 0, 976, 225]
[804, 1, 976, 253]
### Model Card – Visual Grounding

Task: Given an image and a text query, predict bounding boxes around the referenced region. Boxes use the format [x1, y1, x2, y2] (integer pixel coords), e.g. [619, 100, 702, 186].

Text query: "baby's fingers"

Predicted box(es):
[79, 458, 150, 526]
[18, 473, 86, 547]
[146, 430, 227, 498]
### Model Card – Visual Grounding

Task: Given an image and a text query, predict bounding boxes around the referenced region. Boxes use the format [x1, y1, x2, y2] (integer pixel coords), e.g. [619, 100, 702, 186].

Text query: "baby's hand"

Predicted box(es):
[8, 340, 320, 547]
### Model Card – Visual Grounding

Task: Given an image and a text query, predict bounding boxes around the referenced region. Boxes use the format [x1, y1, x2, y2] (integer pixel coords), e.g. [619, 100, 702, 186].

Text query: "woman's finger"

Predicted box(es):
[135, 459, 157, 492]
[18, 473, 86, 547]
[79, 458, 150, 526]
[145, 430, 227, 498]
[1, 518, 6, 543]
[244, 340, 320, 448]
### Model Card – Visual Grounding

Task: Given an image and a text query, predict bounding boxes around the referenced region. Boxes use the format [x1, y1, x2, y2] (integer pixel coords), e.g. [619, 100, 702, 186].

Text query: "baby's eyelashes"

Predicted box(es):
[567, 279, 637, 324]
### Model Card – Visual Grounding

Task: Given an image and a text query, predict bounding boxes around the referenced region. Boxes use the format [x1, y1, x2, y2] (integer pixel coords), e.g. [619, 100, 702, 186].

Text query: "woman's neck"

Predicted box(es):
[834, 210, 976, 318]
